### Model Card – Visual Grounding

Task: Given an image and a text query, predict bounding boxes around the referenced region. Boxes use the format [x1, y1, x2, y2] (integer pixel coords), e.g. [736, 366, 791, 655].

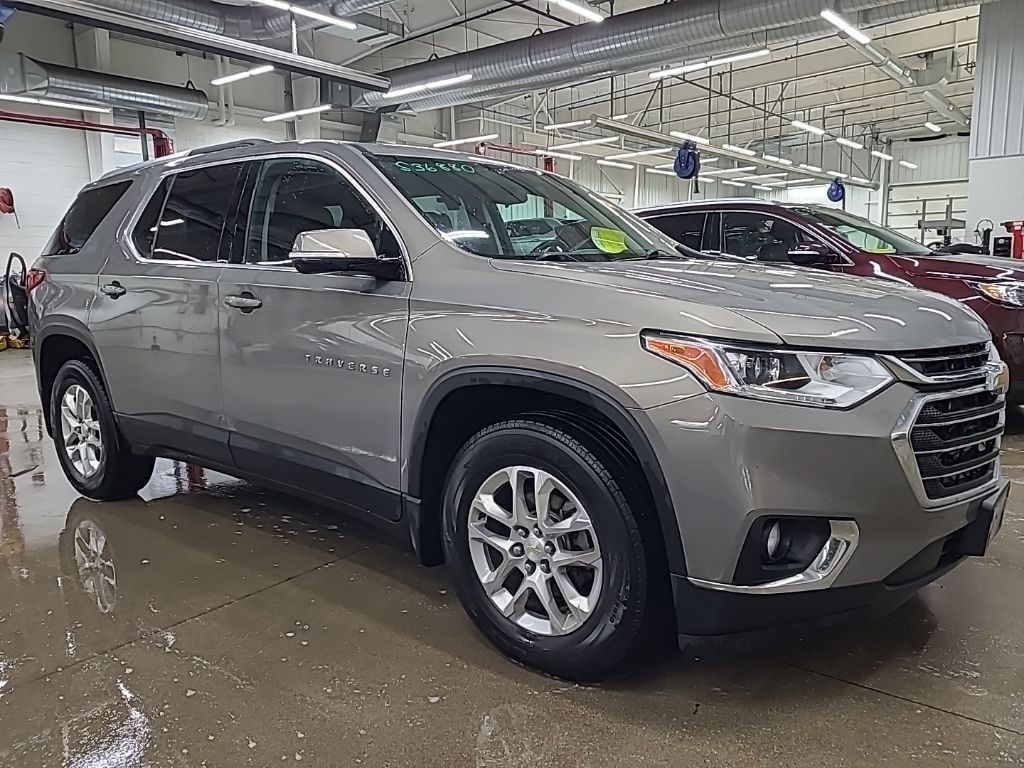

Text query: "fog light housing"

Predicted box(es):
[735, 517, 832, 586]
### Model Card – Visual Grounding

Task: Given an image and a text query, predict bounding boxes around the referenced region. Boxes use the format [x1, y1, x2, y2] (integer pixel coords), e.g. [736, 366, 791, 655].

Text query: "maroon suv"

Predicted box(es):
[635, 200, 1024, 404]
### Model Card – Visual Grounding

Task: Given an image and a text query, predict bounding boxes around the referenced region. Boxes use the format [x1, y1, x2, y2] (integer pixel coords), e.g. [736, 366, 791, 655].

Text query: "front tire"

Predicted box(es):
[50, 359, 154, 500]
[442, 419, 649, 681]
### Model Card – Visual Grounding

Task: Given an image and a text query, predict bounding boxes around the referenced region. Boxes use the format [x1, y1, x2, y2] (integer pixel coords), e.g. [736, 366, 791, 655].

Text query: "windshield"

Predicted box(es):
[370, 154, 684, 261]
[794, 206, 931, 256]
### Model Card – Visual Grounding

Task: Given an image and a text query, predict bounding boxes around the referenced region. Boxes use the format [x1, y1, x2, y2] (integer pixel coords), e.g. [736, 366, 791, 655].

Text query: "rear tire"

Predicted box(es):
[442, 419, 649, 681]
[50, 359, 154, 500]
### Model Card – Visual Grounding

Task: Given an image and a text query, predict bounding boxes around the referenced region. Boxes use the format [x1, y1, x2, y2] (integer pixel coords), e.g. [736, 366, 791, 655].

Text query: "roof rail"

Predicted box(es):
[187, 139, 274, 157]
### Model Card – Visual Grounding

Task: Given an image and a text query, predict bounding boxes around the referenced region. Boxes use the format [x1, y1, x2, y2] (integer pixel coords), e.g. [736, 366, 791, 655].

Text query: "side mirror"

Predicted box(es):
[289, 229, 390, 276]
[787, 242, 841, 267]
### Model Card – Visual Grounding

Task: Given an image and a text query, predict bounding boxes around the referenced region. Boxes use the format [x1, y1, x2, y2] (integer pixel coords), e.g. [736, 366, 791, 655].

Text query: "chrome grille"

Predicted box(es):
[905, 387, 1004, 503]
[888, 343, 990, 384]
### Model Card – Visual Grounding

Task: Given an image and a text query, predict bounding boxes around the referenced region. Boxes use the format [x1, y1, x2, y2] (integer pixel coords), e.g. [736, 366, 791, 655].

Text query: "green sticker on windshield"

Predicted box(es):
[590, 227, 627, 254]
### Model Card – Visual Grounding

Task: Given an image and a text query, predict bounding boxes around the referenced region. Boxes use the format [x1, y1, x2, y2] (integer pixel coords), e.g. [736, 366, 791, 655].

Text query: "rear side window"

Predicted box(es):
[647, 212, 706, 249]
[132, 179, 171, 259]
[147, 164, 244, 262]
[42, 181, 131, 255]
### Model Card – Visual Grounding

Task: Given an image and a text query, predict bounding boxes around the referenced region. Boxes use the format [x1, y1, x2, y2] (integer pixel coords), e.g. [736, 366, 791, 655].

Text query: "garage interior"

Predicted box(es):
[2, 0, 1023, 765]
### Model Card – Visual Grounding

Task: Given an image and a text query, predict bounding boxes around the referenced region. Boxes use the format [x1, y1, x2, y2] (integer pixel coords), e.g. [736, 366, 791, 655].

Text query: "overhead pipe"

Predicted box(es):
[35, 0, 393, 41]
[1, 52, 209, 118]
[0, 109, 175, 155]
[356, 0, 993, 112]
[15, 0, 390, 90]
[832, 32, 971, 126]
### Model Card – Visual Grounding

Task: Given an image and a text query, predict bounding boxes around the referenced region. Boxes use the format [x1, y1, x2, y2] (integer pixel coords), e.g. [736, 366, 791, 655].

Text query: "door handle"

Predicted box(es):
[100, 281, 126, 299]
[224, 293, 262, 313]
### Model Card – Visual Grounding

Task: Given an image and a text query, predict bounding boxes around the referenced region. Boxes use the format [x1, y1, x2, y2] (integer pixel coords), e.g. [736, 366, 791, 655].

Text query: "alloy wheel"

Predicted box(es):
[467, 465, 604, 636]
[60, 384, 103, 479]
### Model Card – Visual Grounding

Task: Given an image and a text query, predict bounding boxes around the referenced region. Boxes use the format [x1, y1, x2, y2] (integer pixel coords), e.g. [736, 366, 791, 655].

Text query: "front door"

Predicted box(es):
[91, 161, 245, 463]
[218, 156, 410, 520]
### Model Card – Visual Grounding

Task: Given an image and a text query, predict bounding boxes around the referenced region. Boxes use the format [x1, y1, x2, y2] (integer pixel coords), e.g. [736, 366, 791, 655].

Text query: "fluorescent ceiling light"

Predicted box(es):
[834, 137, 864, 150]
[799, 163, 822, 172]
[739, 173, 788, 181]
[535, 149, 583, 161]
[899, 160, 919, 169]
[612, 113, 629, 120]
[605, 148, 671, 160]
[551, 0, 605, 22]
[250, 0, 356, 29]
[826, 170, 849, 178]
[870, 150, 894, 161]
[722, 144, 756, 156]
[791, 119, 826, 136]
[543, 119, 590, 131]
[669, 131, 710, 145]
[763, 154, 793, 165]
[713, 165, 758, 175]
[697, 176, 717, 183]
[263, 103, 331, 122]
[924, 121, 942, 133]
[597, 159, 635, 169]
[763, 181, 790, 187]
[646, 168, 678, 176]
[0, 93, 112, 113]
[386, 72, 473, 99]
[820, 9, 871, 44]
[849, 176, 872, 184]
[720, 179, 747, 188]
[432, 133, 499, 148]
[651, 48, 771, 79]
[752, 185, 774, 192]
[211, 63, 274, 86]
[549, 136, 618, 150]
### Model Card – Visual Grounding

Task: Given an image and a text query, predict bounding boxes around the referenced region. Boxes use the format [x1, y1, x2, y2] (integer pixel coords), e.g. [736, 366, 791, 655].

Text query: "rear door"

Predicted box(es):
[641, 210, 707, 251]
[218, 155, 410, 519]
[90, 161, 245, 463]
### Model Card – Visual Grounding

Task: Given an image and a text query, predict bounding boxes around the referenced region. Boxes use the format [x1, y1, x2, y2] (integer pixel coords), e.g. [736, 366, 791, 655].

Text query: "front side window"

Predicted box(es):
[244, 158, 395, 265]
[43, 181, 131, 256]
[793, 206, 931, 256]
[723, 211, 809, 262]
[370, 155, 679, 262]
[150, 164, 243, 262]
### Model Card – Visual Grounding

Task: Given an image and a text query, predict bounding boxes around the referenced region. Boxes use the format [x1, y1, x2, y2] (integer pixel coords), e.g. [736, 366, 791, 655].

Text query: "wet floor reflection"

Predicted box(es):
[2, 388, 1024, 765]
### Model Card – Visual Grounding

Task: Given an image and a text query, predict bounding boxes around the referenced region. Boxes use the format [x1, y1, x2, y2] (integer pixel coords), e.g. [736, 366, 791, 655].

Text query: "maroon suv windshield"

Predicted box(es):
[793, 206, 932, 256]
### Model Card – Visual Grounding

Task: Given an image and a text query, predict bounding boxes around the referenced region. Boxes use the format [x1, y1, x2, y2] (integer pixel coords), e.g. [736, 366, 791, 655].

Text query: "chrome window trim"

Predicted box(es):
[891, 383, 1004, 510]
[688, 520, 860, 594]
[119, 151, 412, 279]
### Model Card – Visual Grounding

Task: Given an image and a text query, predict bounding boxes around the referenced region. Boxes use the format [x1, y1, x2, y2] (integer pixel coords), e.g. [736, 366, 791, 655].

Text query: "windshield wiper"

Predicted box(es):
[619, 249, 687, 261]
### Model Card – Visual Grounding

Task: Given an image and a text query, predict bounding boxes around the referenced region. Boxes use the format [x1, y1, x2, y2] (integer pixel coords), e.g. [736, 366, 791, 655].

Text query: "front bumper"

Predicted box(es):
[637, 382, 1008, 639]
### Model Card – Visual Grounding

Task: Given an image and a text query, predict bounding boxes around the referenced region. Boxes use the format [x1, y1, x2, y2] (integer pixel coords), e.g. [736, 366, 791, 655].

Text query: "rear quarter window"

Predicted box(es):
[42, 181, 131, 256]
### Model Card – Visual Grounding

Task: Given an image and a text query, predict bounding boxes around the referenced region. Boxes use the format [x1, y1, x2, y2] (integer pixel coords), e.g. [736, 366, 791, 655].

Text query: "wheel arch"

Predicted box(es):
[35, 320, 107, 435]
[406, 367, 687, 576]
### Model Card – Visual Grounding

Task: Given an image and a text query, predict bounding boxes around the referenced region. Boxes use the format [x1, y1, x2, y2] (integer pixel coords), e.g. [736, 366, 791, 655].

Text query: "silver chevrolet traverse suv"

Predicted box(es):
[29, 139, 1010, 681]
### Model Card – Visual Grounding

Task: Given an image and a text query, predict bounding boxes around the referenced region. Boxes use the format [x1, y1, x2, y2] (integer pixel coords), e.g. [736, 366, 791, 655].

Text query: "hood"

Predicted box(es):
[890, 252, 1024, 281]
[492, 257, 990, 352]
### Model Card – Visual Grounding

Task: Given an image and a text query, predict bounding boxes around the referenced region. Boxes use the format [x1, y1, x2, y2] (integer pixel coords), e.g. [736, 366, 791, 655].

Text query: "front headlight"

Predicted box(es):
[975, 281, 1024, 307]
[642, 333, 894, 408]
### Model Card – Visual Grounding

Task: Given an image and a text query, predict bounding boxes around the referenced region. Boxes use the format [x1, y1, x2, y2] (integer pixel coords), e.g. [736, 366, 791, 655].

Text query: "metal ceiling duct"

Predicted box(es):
[38, 0, 392, 41]
[0, 52, 209, 118]
[355, 0, 991, 111]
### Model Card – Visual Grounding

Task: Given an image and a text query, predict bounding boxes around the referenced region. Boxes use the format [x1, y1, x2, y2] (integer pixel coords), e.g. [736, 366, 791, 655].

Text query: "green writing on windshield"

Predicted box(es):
[394, 160, 477, 174]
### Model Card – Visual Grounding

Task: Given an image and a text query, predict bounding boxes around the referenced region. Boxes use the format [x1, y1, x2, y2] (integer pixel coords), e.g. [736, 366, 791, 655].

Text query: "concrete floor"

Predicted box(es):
[1, 348, 1022, 767]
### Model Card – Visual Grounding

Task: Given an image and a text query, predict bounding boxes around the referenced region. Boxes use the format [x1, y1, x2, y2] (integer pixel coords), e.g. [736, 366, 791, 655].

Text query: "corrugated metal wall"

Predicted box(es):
[889, 137, 970, 183]
[970, 0, 1024, 160]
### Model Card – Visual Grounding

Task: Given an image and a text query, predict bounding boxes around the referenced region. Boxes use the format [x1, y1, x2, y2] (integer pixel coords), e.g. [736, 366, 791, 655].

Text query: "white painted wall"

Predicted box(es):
[0, 116, 92, 263]
[967, 155, 1024, 235]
